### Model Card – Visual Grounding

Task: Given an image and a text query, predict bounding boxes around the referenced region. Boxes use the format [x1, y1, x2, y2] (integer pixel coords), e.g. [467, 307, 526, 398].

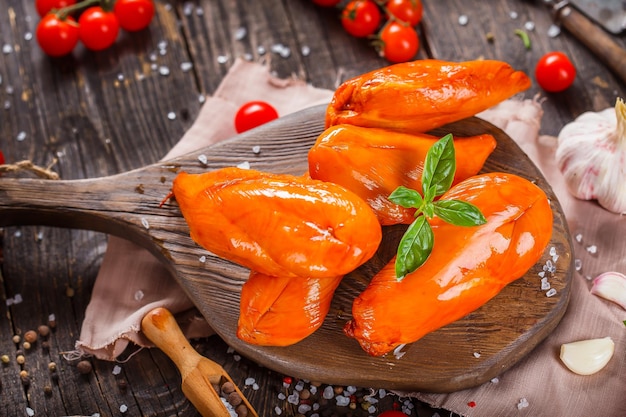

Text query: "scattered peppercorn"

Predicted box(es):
[1, 355, 10, 364]
[66, 286, 75, 297]
[227, 391, 243, 407]
[12, 335, 20, 344]
[221, 381, 235, 395]
[38, 324, 50, 338]
[43, 385, 53, 396]
[41, 341, 50, 351]
[235, 403, 249, 417]
[16, 355, 25, 365]
[48, 362, 57, 372]
[20, 371, 30, 386]
[76, 360, 92, 374]
[24, 330, 38, 344]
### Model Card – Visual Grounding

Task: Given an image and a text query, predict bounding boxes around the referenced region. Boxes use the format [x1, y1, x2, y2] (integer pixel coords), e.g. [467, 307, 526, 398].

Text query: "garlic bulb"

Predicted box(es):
[560, 337, 615, 375]
[556, 98, 626, 214]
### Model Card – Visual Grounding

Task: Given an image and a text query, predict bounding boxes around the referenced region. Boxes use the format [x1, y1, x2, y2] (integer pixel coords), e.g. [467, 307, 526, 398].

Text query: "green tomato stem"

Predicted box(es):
[55, 0, 103, 20]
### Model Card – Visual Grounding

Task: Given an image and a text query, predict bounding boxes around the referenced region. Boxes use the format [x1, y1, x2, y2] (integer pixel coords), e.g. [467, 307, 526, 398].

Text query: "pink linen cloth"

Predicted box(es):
[76, 60, 625, 417]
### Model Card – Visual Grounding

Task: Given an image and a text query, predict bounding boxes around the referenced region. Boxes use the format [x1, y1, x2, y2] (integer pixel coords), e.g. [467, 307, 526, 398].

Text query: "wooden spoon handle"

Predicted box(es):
[142, 308, 258, 417]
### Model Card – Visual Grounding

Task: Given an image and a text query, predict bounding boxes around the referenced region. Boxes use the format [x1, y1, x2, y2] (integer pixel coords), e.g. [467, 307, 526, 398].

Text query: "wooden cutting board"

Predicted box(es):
[0, 104, 573, 392]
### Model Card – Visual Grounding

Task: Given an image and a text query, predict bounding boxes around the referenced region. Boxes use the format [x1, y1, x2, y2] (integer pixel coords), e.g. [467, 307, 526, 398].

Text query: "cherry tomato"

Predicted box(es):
[386, 0, 423, 26]
[312, 0, 342, 6]
[36, 14, 79, 57]
[234, 101, 279, 133]
[377, 411, 407, 417]
[114, 0, 155, 32]
[535, 51, 576, 93]
[78, 7, 120, 51]
[341, 0, 382, 38]
[380, 21, 419, 63]
[35, 0, 76, 18]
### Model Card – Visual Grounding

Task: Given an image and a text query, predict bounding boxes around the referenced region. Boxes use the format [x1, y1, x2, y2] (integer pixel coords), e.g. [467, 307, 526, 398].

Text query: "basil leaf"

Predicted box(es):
[389, 186, 423, 209]
[422, 200, 435, 219]
[433, 199, 487, 226]
[395, 216, 434, 280]
[421, 134, 456, 198]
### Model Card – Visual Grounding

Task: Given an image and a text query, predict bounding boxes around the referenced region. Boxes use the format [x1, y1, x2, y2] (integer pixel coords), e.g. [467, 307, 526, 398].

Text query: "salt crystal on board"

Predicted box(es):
[234, 27, 247, 41]
[458, 15, 469, 25]
[546, 288, 557, 297]
[197, 154, 208, 165]
[547, 24, 561, 37]
[24, 32, 33, 41]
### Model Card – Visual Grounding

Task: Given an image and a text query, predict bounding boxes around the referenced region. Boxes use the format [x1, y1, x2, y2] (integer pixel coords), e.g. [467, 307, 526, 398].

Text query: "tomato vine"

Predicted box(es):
[35, 0, 155, 56]
[312, 0, 423, 63]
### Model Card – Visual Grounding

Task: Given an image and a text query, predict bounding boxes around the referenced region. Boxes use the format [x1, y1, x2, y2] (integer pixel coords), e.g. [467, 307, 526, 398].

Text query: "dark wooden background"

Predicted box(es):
[1, 0, 624, 416]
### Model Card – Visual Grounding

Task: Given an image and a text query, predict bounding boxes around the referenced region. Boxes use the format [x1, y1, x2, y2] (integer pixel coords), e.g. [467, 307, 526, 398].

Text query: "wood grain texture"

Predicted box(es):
[0, 105, 573, 392]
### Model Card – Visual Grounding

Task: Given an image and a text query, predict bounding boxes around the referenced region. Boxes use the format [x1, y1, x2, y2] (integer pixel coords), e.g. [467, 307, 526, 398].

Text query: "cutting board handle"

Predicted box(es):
[556, 4, 626, 85]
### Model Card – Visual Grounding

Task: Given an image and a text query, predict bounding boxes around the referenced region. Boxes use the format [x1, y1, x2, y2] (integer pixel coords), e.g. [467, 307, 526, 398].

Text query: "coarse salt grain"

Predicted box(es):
[180, 62, 193, 72]
[167, 111, 176, 120]
[237, 161, 251, 170]
[17, 131, 27, 141]
[541, 280, 550, 291]
[277, 392, 286, 400]
[112, 365, 122, 375]
[546, 288, 557, 297]
[575, 259, 582, 271]
[322, 385, 334, 399]
[199, 255, 206, 263]
[141, 218, 150, 229]
[198, 154, 208, 165]
[287, 392, 299, 405]
[134, 290, 145, 301]
[335, 395, 350, 406]
[217, 55, 229, 64]
[547, 24, 561, 37]
[301, 45, 311, 56]
[297, 404, 312, 414]
[586, 245, 597, 254]
[26, 407, 34, 416]
[234, 27, 247, 40]
[458, 15, 469, 25]
[244, 377, 256, 386]
[274, 406, 282, 415]
[491, 377, 499, 384]
[158, 66, 170, 76]
[509, 11, 518, 19]
[524, 21, 535, 31]
[120, 404, 128, 413]
[517, 397, 529, 409]
[473, 351, 481, 358]
[252, 145, 261, 154]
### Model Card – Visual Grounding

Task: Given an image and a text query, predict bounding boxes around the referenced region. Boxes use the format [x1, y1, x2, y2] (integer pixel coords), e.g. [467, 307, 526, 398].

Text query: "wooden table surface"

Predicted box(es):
[1, 1, 624, 416]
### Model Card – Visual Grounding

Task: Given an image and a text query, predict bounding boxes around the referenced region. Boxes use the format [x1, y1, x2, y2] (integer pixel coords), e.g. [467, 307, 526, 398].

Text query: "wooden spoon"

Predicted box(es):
[0, 105, 573, 392]
[141, 307, 258, 417]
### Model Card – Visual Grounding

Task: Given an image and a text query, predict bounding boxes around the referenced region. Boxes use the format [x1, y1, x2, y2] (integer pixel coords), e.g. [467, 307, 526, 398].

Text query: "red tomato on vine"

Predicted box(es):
[234, 101, 279, 133]
[386, 0, 423, 26]
[380, 21, 419, 63]
[36, 14, 79, 57]
[535, 51, 576, 92]
[114, 0, 155, 32]
[341, 0, 382, 38]
[35, 0, 76, 18]
[78, 7, 120, 51]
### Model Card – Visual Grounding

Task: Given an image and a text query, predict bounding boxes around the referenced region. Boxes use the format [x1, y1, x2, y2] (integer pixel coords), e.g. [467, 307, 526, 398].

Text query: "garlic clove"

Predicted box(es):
[590, 271, 626, 310]
[559, 337, 615, 375]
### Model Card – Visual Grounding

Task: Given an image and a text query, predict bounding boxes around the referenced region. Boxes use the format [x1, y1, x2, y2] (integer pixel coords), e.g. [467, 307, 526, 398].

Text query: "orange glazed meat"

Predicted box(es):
[344, 173, 553, 356]
[237, 270, 343, 346]
[171, 167, 382, 279]
[325, 59, 531, 133]
[308, 124, 496, 225]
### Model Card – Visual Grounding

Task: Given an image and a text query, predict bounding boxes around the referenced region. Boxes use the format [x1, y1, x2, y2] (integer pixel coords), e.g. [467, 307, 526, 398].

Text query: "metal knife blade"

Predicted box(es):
[569, 0, 626, 34]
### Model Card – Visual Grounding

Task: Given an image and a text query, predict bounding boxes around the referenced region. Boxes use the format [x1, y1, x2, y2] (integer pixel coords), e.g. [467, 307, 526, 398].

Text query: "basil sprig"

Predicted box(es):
[388, 134, 487, 280]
